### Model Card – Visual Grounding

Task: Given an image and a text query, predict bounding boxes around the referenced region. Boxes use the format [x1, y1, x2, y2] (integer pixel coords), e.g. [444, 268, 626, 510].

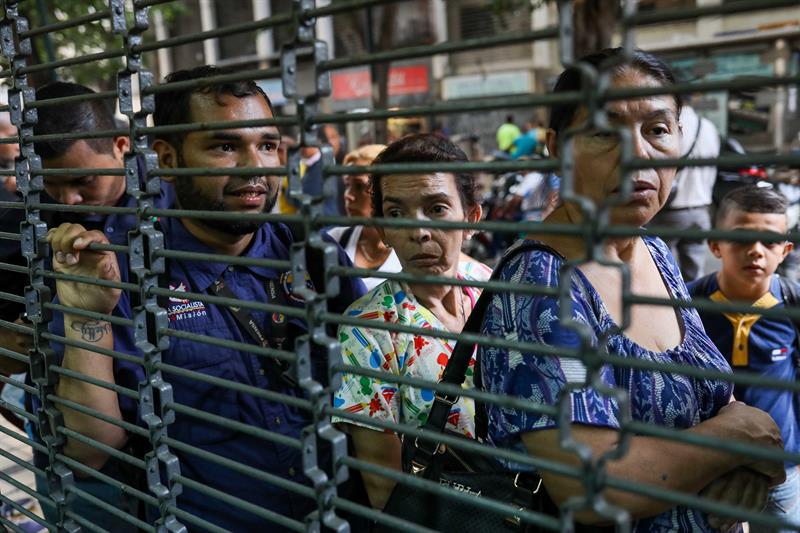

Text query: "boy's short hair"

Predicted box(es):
[715, 185, 788, 227]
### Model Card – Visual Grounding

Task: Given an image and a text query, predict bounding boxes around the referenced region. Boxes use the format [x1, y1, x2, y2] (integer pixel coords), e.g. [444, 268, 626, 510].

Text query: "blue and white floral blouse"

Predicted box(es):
[480, 237, 734, 532]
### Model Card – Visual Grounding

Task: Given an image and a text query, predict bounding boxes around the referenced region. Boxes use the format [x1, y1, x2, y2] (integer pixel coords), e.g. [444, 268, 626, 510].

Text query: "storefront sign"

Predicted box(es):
[442, 71, 532, 100]
[331, 64, 430, 100]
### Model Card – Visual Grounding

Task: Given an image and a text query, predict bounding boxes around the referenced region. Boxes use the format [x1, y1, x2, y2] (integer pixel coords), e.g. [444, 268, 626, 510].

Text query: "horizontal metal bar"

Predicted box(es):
[0, 423, 48, 454]
[0, 447, 48, 482]
[21, 50, 124, 76]
[0, 346, 29, 367]
[32, 202, 131, 217]
[168, 506, 230, 533]
[133, 0, 176, 7]
[0, 373, 36, 395]
[58, 426, 146, 470]
[42, 304, 134, 328]
[146, 207, 304, 226]
[625, 0, 800, 26]
[331, 362, 557, 417]
[0, 493, 54, 532]
[313, 91, 584, 124]
[0, 517, 27, 533]
[174, 475, 306, 532]
[0, 397, 37, 423]
[68, 485, 154, 532]
[0, 200, 24, 209]
[167, 401, 303, 450]
[148, 165, 288, 177]
[331, 496, 439, 533]
[0, 467, 54, 509]
[149, 286, 306, 320]
[21, 9, 111, 38]
[31, 167, 126, 177]
[138, 116, 296, 138]
[323, 159, 560, 176]
[142, 67, 282, 96]
[25, 128, 130, 145]
[25, 91, 117, 110]
[50, 365, 140, 400]
[157, 362, 312, 410]
[155, 247, 291, 271]
[162, 435, 313, 497]
[0, 290, 24, 304]
[48, 394, 149, 438]
[307, 0, 412, 17]
[0, 231, 22, 241]
[65, 511, 110, 533]
[605, 75, 799, 102]
[319, 26, 559, 71]
[57, 454, 160, 508]
[41, 331, 143, 367]
[0, 261, 30, 274]
[323, 311, 578, 360]
[161, 328, 296, 364]
[0, 317, 34, 336]
[619, 153, 800, 170]
[133, 12, 293, 54]
[41, 269, 139, 292]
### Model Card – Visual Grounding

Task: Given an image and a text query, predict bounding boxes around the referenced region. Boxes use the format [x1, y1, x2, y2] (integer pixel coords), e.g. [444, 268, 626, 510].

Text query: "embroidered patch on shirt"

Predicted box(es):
[167, 281, 208, 322]
[771, 347, 790, 361]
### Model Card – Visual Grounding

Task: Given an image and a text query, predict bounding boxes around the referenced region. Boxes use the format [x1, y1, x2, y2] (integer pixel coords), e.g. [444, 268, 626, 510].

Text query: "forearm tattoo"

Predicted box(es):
[70, 320, 110, 343]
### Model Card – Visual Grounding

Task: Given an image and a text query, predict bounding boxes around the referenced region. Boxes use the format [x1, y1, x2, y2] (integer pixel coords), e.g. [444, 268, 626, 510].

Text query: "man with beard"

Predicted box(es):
[45, 66, 366, 531]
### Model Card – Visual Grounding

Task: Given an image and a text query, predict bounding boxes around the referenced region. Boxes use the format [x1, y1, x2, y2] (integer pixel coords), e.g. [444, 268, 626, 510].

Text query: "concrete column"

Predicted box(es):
[316, 0, 335, 59]
[199, 0, 219, 65]
[253, 0, 274, 67]
[430, 0, 449, 81]
[774, 38, 789, 150]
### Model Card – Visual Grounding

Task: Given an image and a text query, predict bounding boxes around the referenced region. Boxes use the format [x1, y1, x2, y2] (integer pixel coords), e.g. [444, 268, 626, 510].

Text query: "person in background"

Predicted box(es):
[332, 134, 492, 509]
[481, 48, 784, 532]
[495, 114, 521, 155]
[649, 104, 720, 281]
[326, 144, 401, 291]
[689, 186, 800, 533]
[511, 121, 539, 160]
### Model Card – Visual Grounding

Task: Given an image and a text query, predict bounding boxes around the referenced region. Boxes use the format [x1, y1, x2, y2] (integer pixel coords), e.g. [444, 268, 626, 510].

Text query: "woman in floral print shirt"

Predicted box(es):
[332, 133, 491, 509]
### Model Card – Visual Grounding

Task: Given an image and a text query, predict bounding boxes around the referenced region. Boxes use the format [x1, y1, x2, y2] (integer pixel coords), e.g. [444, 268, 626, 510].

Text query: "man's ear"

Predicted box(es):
[708, 239, 722, 258]
[782, 240, 794, 261]
[152, 139, 178, 183]
[112, 136, 130, 160]
[545, 128, 558, 158]
[467, 203, 482, 224]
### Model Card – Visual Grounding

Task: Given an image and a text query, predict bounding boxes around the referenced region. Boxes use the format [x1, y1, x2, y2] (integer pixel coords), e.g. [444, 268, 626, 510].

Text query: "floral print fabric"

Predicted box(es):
[333, 261, 492, 438]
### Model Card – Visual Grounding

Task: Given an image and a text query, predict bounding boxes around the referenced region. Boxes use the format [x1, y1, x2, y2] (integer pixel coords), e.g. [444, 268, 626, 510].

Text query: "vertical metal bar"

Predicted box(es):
[112, 0, 186, 531]
[2, 0, 80, 530]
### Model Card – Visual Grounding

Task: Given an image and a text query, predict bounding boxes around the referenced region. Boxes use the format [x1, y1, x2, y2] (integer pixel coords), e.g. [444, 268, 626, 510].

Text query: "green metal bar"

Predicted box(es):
[0, 261, 30, 274]
[307, 0, 412, 17]
[168, 506, 231, 533]
[48, 394, 149, 438]
[0, 423, 48, 454]
[146, 207, 304, 226]
[157, 362, 312, 410]
[161, 328, 296, 364]
[41, 269, 140, 292]
[20, 50, 124, 75]
[167, 401, 304, 450]
[0, 290, 25, 304]
[25, 128, 130, 145]
[0, 447, 48, 481]
[0, 469, 54, 509]
[133, 13, 294, 54]
[58, 455, 160, 508]
[626, 0, 800, 26]
[68, 485, 154, 532]
[147, 165, 288, 177]
[50, 365, 140, 400]
[42, 331, 143, 366]
[155, 247, 291, 271]
[142, 67, 283, 96]
[65, 511, 111, 533]
[149, 286, 306, 319]
[0, 373, 37, 395]
[0, 517, 27, 533]
[138, 116, 296, 137]
[20, 9, 112, 38]
[174, 475, 306, 532]
[0, 231, 22, 241]
[162, 436, 314, 497]
[319, 27, 560, 71]
[0, 493, 55, 531]
[57, 427, 147, 469]
[32, 200, 132, 212]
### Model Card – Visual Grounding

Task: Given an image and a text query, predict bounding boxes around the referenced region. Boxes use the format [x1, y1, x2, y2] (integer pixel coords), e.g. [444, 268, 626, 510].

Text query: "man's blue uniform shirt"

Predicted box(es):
[49, 214, 366, 531]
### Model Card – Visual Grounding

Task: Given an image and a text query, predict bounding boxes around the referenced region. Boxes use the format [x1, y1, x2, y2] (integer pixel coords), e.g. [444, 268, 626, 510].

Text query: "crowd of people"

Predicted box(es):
[0, 47, 796, 533]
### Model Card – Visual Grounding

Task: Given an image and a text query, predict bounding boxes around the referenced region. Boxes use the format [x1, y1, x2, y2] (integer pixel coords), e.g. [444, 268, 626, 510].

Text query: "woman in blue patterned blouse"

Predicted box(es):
[480, 48, 786, 532]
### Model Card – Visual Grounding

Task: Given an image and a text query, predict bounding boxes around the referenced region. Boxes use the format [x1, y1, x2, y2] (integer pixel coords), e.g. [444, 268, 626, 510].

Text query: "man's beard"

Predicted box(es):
[173, 175, 278, 236]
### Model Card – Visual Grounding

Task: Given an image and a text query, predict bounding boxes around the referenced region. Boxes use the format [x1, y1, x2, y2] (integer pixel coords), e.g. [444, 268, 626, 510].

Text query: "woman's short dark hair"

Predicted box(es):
[371, 133, 477, 217]
[548, 47, 682, 138]
[715, 185, 788, 227]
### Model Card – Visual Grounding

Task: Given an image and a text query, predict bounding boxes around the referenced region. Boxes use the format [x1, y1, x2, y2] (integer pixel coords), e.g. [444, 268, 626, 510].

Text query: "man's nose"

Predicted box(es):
[59, 188, 83, 205]
[747, 242, 766, 257]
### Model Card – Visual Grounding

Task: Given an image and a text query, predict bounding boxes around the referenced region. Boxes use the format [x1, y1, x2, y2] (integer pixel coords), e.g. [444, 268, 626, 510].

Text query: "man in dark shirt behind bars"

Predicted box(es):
[46, 66, 366, 531]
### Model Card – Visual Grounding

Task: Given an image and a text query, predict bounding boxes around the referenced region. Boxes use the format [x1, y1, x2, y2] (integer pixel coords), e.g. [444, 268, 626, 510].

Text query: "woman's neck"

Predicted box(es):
[412, 282, 463, 323]
[531, 206, 640, 263]
[355, 226, 392, 268]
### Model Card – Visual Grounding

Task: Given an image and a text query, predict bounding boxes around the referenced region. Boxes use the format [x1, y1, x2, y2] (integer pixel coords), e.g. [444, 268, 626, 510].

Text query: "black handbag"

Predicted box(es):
[380, 241, 566, 533]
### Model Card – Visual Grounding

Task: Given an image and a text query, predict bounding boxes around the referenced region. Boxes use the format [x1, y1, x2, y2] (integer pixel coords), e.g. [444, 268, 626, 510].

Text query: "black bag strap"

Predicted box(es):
[412, 240, 563, 467]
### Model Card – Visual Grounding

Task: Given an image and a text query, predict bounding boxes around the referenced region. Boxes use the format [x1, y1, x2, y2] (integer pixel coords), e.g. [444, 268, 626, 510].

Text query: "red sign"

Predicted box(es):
[331, 64, 430, 100]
